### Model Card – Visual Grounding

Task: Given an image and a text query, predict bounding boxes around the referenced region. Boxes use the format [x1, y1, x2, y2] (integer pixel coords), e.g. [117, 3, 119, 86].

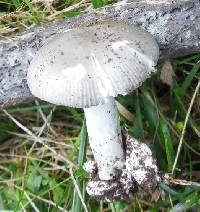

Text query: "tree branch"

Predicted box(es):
[0, 0, 200, 108]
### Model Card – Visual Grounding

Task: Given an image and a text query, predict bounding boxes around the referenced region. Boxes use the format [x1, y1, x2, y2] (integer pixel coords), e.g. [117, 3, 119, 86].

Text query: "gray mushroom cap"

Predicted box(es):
[27, 21, 159, 108]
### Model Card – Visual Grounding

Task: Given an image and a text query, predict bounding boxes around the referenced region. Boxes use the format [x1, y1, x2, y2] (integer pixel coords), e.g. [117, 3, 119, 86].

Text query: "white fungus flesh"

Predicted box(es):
[27, 21, 159, 185]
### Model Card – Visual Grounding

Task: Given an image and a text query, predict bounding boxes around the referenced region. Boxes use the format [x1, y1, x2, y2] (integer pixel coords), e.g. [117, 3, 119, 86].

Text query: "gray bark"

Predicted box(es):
[0, 0, 200, 108]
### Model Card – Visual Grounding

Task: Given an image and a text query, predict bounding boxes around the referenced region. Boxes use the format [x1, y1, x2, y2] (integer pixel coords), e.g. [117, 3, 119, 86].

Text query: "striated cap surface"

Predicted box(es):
[27, 21, 159, 108]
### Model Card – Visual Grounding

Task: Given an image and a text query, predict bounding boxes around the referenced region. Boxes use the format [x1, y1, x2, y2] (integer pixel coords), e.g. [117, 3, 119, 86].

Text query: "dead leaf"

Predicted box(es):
[160, 60, 176, 86]
[151, 188, 162, 202]
[115, 100, 135, 123]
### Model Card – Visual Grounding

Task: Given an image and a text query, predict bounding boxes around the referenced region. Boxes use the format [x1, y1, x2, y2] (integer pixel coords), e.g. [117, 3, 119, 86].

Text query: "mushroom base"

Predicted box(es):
[84, 134, 160, 202]
[84, 96, 125, 181]
[86, 169, 133, 202]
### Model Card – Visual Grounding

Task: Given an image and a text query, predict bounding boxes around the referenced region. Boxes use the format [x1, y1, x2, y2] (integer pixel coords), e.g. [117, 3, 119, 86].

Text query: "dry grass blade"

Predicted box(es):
[35, 100, 57, 136]
[0, 152, 69, 173]
[13, 184, 67, 212]
[115, 100, 135, 123]
[69, 167, 88, 212]
[47, 0, 90, 20]
[27, 102, 56, 164]
[172, 80, 200, 175]
[169, 178, 200, 187]
[2, 109, 75, 168]
[24, 191, 40, 212]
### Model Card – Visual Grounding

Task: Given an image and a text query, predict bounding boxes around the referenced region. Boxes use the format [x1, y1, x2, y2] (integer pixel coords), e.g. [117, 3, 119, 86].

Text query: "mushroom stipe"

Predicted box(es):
[27, 21, 159, 201]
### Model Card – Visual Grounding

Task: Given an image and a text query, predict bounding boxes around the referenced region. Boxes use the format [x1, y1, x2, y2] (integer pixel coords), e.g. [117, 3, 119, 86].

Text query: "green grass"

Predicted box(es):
[0, 0, 200, 211]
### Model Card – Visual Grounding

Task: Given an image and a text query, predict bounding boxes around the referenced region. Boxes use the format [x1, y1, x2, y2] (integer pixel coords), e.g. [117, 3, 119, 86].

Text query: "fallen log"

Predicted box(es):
[0, 0, 200, 108]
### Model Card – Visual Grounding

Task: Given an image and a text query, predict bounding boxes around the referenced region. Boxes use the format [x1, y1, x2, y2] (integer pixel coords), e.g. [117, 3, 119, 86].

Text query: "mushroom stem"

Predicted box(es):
[84, 96, 125, 181]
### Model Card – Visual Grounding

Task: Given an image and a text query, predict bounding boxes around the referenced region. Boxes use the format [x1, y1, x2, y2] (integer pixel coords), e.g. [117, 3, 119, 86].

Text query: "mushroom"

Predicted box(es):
[27, 21, 159, 182]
